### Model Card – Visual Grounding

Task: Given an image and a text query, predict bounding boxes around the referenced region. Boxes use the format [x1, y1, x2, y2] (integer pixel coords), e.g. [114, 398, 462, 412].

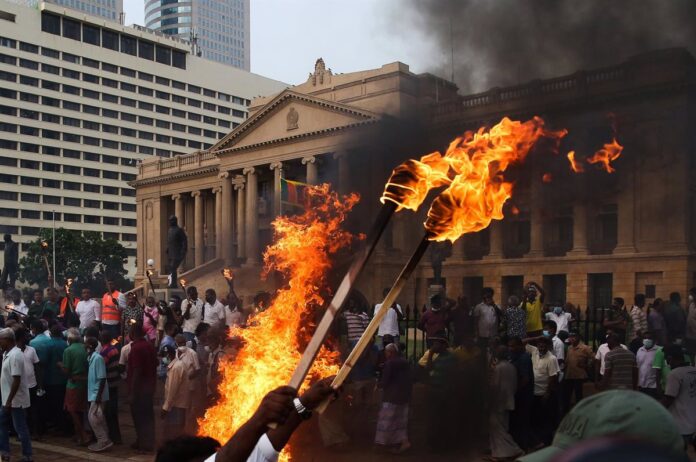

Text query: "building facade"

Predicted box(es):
[45, 0, 122, 22]
[133, 50, 696, 311]
[0, 0, 286, 274]
[144, 0, 249, 70]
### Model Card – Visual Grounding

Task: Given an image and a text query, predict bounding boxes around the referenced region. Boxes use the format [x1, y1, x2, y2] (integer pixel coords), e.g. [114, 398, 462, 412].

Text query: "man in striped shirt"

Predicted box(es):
[602, 333, 638, 390]
[99, 330, 122, 445]
[343, 300, 368, 350]
[628, 293, 649, 342]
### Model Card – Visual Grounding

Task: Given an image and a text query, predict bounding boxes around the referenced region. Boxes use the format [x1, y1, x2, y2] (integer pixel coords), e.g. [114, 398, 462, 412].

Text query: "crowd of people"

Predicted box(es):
[0, 272, 245, 461]
[0, 274, 694, 462]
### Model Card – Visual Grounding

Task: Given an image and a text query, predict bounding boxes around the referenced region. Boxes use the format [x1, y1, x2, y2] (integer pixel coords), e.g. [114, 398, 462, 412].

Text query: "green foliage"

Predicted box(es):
[18, 228, 133, 294]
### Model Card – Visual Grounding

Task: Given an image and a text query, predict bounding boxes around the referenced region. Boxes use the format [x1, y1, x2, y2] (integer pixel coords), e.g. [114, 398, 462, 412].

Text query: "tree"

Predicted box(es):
[18, 228, 133, 295]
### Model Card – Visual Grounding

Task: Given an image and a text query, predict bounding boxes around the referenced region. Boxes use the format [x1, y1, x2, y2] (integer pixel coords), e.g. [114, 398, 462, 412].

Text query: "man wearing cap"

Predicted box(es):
[525, 337, 560, 447]
[516, 390, 687, 462]
[562, 332, 593, 415]
[662, 344, 696, 448]
[0, 327, 32, 462]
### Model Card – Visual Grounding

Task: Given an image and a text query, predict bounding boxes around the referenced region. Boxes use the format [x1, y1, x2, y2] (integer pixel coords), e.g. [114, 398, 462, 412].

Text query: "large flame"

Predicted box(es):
[587, 138, 623, 173]
[198, 184, 358, 459]
[382, 117, 567, 242]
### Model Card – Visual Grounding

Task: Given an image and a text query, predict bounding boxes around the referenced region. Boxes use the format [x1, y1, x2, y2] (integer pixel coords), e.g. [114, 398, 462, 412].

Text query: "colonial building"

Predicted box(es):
[133, 49, 696, 311]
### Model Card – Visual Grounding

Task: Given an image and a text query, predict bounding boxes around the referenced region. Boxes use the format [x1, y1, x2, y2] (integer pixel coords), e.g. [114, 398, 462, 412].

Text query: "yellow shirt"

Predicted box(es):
[525, 299, 543, 333]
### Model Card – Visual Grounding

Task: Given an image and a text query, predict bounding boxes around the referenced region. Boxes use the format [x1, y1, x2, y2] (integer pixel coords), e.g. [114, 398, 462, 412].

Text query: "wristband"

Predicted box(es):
[293, 398, 312, 420]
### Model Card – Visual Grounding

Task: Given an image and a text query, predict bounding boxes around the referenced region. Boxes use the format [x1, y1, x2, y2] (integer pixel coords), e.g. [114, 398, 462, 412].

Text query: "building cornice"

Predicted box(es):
[130, 165, 219, 187]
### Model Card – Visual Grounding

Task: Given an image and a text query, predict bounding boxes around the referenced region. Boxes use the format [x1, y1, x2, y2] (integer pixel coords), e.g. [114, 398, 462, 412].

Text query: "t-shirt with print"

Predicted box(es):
[664, 365, 696, 435]
[1, 346, 29, 408]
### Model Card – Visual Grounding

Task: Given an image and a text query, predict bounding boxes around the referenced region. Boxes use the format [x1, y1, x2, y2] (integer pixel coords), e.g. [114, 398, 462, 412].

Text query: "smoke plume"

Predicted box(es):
[400, 0, 696, 93]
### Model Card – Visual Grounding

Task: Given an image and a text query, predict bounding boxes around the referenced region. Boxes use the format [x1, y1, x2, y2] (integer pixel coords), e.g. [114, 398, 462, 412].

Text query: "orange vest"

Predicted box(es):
[101, 291, 121, 323]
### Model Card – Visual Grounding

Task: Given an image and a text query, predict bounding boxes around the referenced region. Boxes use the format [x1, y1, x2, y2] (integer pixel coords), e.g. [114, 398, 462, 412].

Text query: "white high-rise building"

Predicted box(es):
[145, 0, 250, 70]
[0, 0, 287, 274]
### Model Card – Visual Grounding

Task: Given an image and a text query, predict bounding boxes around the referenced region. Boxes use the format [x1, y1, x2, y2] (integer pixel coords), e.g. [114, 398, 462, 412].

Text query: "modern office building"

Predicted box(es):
[45, 0, 123, 22]
[0, 0, 287, 274]
[144, 0, 250, 70]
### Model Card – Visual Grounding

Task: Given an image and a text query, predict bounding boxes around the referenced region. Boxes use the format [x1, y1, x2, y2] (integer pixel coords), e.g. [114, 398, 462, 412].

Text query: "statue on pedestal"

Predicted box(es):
[0, 234, 18, 290]
[166, 216, 188, 288]
[429, 241, 452, 286]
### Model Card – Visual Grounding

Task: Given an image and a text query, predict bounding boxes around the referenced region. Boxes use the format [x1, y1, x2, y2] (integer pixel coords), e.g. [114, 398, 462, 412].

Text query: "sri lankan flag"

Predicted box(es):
[281, 178, 307, 207]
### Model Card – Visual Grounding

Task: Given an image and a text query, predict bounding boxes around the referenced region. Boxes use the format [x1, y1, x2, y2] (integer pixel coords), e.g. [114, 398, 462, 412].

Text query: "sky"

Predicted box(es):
[122, 0, 438, 86]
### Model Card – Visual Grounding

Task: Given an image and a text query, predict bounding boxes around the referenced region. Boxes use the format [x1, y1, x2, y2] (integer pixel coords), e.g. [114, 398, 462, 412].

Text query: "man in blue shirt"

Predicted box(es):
[86, 337, 113, 452]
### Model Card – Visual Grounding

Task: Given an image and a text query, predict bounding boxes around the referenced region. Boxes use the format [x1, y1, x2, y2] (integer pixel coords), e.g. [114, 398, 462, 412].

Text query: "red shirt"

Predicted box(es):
[126, 339, 158, 394]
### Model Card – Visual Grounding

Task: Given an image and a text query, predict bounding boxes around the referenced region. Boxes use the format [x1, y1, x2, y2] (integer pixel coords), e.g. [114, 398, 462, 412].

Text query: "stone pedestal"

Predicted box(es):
[427, 284, 445, 304]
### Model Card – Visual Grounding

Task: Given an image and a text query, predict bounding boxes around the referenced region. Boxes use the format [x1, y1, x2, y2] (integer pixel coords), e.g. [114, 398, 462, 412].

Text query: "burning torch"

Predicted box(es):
[40, 240, 51, 281]
[145, 269, 157, 298]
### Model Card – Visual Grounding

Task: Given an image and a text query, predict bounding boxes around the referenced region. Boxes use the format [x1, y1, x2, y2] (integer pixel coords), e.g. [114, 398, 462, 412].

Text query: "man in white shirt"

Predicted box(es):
[75, 288, 100, 330]
[373, 288, 402, 350]
[525, 337, 560, 446]
[636, 331, 658, 397]
[544, 304, 572, 334]
[182, 286, 204, 349]
[7, 290, 27, 317]
[203, 289, 226, 329]
[0, 327, 32, 460]
[662, 344, 696, 444]
[543, 320, 565, 365]
[474, 287, 499, 348]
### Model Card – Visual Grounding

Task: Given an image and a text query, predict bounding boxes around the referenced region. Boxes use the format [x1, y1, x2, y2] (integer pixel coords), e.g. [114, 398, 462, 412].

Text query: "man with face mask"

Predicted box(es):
[544, 302, 572, 334]
[160, 344, 189, 437]
[562, 332, 593, 416]
[636, 331, 658, 397]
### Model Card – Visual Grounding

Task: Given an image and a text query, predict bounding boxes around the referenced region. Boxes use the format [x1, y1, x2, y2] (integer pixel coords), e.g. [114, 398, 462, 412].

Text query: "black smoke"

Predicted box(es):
[400, 0, 696, 93]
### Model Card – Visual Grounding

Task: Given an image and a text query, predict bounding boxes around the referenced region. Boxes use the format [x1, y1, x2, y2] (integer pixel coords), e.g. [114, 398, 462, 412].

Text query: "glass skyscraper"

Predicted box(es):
[144, 0, 249, 70]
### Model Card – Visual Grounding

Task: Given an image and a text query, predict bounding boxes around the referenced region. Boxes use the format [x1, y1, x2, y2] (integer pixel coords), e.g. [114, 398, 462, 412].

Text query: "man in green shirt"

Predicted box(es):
[59, 328, 89, 445]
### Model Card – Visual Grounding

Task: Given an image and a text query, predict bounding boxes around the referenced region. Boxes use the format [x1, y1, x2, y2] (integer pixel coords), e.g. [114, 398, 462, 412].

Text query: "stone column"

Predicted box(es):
[172, 193, 184, 226]
[302, 156, 318, 185]
[243, 167, 258, 265]
[213, 186, 222, 260]
[568, 202, 588, 255]
[233, 175, 246, 260]
[615, 164, 636, 253]
[333, 152, 348, 194]
[527, 180, 544, 257]
[270, 161, 283, 217]
[192, 191, 204, 267]
[219, 172, 234, 264]
[483, 221, 503, 259]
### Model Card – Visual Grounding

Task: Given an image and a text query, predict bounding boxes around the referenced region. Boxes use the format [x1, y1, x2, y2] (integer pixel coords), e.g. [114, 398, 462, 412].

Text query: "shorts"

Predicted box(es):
[64, 387, 87, 413]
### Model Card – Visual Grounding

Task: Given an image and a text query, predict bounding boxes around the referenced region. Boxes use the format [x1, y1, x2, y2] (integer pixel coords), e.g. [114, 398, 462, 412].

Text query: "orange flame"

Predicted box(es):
[566, 151, 584, 173]
[401, 117, 567, 242]
[381, 152, 450, 211]
[587, 138, 623, 173]
[198, 184, 358, 460]
[542, 173, 553, 183]
[179, 278, 186, 288]
[221, 268, 234, 281]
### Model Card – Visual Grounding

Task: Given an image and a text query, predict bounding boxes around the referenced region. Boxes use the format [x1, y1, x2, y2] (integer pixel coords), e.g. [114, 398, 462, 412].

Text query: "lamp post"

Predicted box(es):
[52, 210, 56, 288]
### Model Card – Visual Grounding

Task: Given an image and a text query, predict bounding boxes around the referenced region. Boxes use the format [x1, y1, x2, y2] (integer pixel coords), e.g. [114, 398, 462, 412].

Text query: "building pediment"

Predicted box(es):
[211, 90, 379, 153]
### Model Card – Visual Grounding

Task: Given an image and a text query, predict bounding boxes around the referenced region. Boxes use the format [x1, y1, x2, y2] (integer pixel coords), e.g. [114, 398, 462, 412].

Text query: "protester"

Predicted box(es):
[489, 345, 523, 461]
[27, 320, 49, 438]
[601, 333, 637, 390]
[8, 289, 28, 316]
[14, 328, 39, 438]
[44, 325, 68, 433]
[629, 332, 657, 400]
[508, 337, 534, 452]
[517, 390, 686, 462]
[127, 323, 157, 452]
[593, 330, 627, 382]
[685, 288, 696, 356]
[85, 337, 113, 452]
[75, 288, 100, 331]
[662, 344, 696, 448]
[628, 293, 648, 343]
[182, 286, 204, 350]
[526, 337, 559, 446]
[648, 298, 668, 346]
[342, 299, 369, 351]
[544, 302, 572, 334]
[0, 328, 32, 461]
[543, 320, 565, 367]
[503, 295, 526, 340]
[562, 332, 593, 414]
[59, 328, 89, 445]
[603, 297, 629, 344]
[418, 294, 450, 347]
[175, 333, 200, 420]
[99, 330, 122, 444]
[27, 290, 45, 319]
[450, 296, 474, 347]
[160, 323, 178, 353]
[42, 288, 61, 319]
[522, 282, 545, 337]
[206, 331, 224, 404]
[421, 333, 458, 451]
[664, 292, 687, 345]
[224, 292, 244, 330]
[202, 289, 226, 330]
[101, 280, 123, 345]
[373, 288, 403, 350]
[161, 344, 189, 437]
[375, 342, 411, 453]
[143, 296, 160, 344]
[474, 287, 499, 348]
[123, 293, 144, 340]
